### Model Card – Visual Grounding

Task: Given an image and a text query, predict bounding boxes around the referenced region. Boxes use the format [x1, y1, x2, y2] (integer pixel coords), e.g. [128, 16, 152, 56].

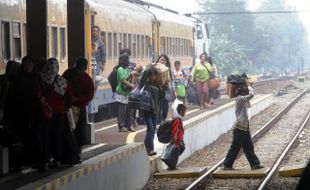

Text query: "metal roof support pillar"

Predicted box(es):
[67, 0, 85, 68]
[26, 0, 47, 61]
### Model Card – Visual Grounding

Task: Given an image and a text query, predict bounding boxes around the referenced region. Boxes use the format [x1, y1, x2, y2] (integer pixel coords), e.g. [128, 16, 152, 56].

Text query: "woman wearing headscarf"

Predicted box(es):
[41, 58, 74, 168]
[5, 56, 44, 171]
[63, 57, 94, 162]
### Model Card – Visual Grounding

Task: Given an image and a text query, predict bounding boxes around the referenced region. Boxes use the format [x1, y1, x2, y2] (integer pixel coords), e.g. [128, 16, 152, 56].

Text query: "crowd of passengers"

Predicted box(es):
[112, 49, 220, 157]
[0, 48, 220, 173]
[0, 56, 94, 172]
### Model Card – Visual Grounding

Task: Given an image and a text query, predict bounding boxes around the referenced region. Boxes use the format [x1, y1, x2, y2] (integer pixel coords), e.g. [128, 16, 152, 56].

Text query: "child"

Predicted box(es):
[223, 80, 264, 170]
[143, 67, 165, 156]
[174, 61, 187, 104]
[131, 65, 143, 86]
[161, 103, 187, 170]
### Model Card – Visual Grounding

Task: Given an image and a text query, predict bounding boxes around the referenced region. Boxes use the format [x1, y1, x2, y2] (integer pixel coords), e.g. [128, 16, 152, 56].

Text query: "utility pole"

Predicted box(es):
[300, 57, 304, 75]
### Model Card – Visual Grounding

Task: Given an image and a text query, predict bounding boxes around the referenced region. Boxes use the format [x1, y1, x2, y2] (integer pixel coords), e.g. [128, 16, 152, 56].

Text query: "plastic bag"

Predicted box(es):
[161, 142, 185, 169]
[172, 98, 183, 118]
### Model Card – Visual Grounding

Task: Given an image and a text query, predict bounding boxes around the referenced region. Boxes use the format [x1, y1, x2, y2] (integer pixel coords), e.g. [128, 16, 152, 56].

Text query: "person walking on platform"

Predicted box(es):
[174, 60, 187, 104]
[157, 54, 176, 123]
[223, 80, 264, 170]
[63, 58, 94, 163]
[115, 54, 135, 132]
[206, 56, 220, 105]
[143, 67, 165, 156]
[191, 52, 212, 109]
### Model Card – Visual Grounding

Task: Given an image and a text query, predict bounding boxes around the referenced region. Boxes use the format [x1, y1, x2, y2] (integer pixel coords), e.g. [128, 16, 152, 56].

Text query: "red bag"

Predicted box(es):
[207, 78, 220, 89]
[41, 101, 53, 120]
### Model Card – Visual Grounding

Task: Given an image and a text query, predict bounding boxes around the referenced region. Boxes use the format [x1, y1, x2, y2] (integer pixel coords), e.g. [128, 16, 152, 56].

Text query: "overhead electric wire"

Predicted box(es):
[186, 10, 310, 16]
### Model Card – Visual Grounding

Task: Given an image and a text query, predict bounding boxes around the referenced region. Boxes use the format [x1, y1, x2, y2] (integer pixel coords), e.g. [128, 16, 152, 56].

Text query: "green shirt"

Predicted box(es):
[116, 67, 130, 96]
[191, 62, 212, 82]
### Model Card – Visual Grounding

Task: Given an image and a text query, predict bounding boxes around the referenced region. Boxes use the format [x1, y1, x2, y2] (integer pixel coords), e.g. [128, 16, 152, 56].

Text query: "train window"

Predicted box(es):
[123, 33, 127, 48]
[113, 33, 117, 58]
[141, 35, 145, 58]
[107, 32, 112, 59]
[101, 31, 106, 45]
[177, 38, 180, 57]
[23, 23, 27, 56]
[1, 21, 11, 60]
[132, 34, 136, 58]
[51, 26, 58, 58]
[184, 40, 188, 56]
[180, 39, 184, 56]
[145, 35, 150, 58]
[13, 22, 21, 60]
[118, 33, 122, 56]
[160, 37, 165, 54]
[60, 27, 66, 61]
[137, 35, 140, 59]
[197, 25, 203, 39]
[128, 34, 132, 51]
[173, 38, 176, 57]
[167, 37, 170, 55]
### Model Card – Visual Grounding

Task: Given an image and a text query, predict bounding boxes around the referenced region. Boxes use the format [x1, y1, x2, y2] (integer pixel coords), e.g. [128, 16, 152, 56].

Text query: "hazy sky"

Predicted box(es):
[145, 0, 310, 41]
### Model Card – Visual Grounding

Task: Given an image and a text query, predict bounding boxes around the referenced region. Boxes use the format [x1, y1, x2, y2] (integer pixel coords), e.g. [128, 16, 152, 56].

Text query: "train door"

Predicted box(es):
[84, 7, 95, 77]
[151, 19, 160, 62]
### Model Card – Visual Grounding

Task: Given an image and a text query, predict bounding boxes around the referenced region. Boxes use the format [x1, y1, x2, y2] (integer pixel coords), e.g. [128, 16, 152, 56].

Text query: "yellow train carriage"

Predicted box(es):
[86, 0, 153, 81]
[47, 0, 68, 74]
[0, 0, 68, 74]
[85, 0, 154, 113]
[146, 6, 194, 68]
[0, 0, 26, 74]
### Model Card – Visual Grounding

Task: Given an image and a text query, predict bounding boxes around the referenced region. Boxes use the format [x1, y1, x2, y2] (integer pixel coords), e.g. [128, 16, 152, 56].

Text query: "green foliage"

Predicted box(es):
[197, 0, 310, 76]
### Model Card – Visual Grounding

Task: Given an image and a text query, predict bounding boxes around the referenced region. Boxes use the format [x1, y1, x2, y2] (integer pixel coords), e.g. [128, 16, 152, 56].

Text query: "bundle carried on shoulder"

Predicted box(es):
[226, 73, 249, 98]
[151, 63, 170, 86]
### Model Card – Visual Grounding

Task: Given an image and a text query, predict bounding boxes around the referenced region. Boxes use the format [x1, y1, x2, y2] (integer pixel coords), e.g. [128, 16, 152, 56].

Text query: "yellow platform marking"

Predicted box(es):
[126, 128, 145, 144]
[279, 164, 306, 177]
[213, 168, 270, 178]
[154, 167, 208, 178]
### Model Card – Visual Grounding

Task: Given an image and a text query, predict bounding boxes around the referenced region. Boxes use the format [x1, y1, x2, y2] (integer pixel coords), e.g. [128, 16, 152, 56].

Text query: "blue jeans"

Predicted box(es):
[144, 111, 157, 153]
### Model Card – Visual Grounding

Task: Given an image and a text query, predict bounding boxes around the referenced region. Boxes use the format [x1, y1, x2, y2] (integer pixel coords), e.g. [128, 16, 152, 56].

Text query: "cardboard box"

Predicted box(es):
[226, 82, 248, 98]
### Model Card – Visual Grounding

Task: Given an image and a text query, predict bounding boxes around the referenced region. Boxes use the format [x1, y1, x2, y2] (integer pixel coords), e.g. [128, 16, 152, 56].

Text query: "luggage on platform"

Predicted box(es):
[226, 73, 249, 98]
[153, 63, 170, 86]
[128, 87, 151, 111]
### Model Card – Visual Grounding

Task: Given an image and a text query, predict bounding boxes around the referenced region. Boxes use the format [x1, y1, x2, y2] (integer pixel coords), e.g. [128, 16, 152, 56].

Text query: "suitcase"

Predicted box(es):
[128, 88, 151, 111]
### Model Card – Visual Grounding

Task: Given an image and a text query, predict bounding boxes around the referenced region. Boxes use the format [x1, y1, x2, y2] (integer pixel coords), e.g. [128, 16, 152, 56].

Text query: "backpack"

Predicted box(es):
[157, 118, 180, 143]
[108, 66, 119, 93]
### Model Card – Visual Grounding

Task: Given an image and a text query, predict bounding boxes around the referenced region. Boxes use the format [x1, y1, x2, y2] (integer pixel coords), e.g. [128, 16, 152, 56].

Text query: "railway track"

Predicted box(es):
[185, 89, 309, 190]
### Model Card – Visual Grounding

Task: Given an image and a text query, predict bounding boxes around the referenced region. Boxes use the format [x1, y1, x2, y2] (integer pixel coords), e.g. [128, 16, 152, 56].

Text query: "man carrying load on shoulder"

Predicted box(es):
[223, 79, 264, 170]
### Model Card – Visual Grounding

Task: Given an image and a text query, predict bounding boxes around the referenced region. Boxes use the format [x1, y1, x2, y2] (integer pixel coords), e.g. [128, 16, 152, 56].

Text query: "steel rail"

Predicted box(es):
[185, 90, 308, 190]
[257, 105, 310, 190]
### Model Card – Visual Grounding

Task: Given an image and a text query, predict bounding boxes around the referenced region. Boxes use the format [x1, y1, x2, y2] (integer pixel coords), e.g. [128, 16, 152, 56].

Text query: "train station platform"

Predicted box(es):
[0, 94, 273, 190]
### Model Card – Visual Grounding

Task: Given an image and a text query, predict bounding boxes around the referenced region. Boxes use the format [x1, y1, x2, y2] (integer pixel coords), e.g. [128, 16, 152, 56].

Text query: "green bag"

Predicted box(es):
[176, 84, 186, 97]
